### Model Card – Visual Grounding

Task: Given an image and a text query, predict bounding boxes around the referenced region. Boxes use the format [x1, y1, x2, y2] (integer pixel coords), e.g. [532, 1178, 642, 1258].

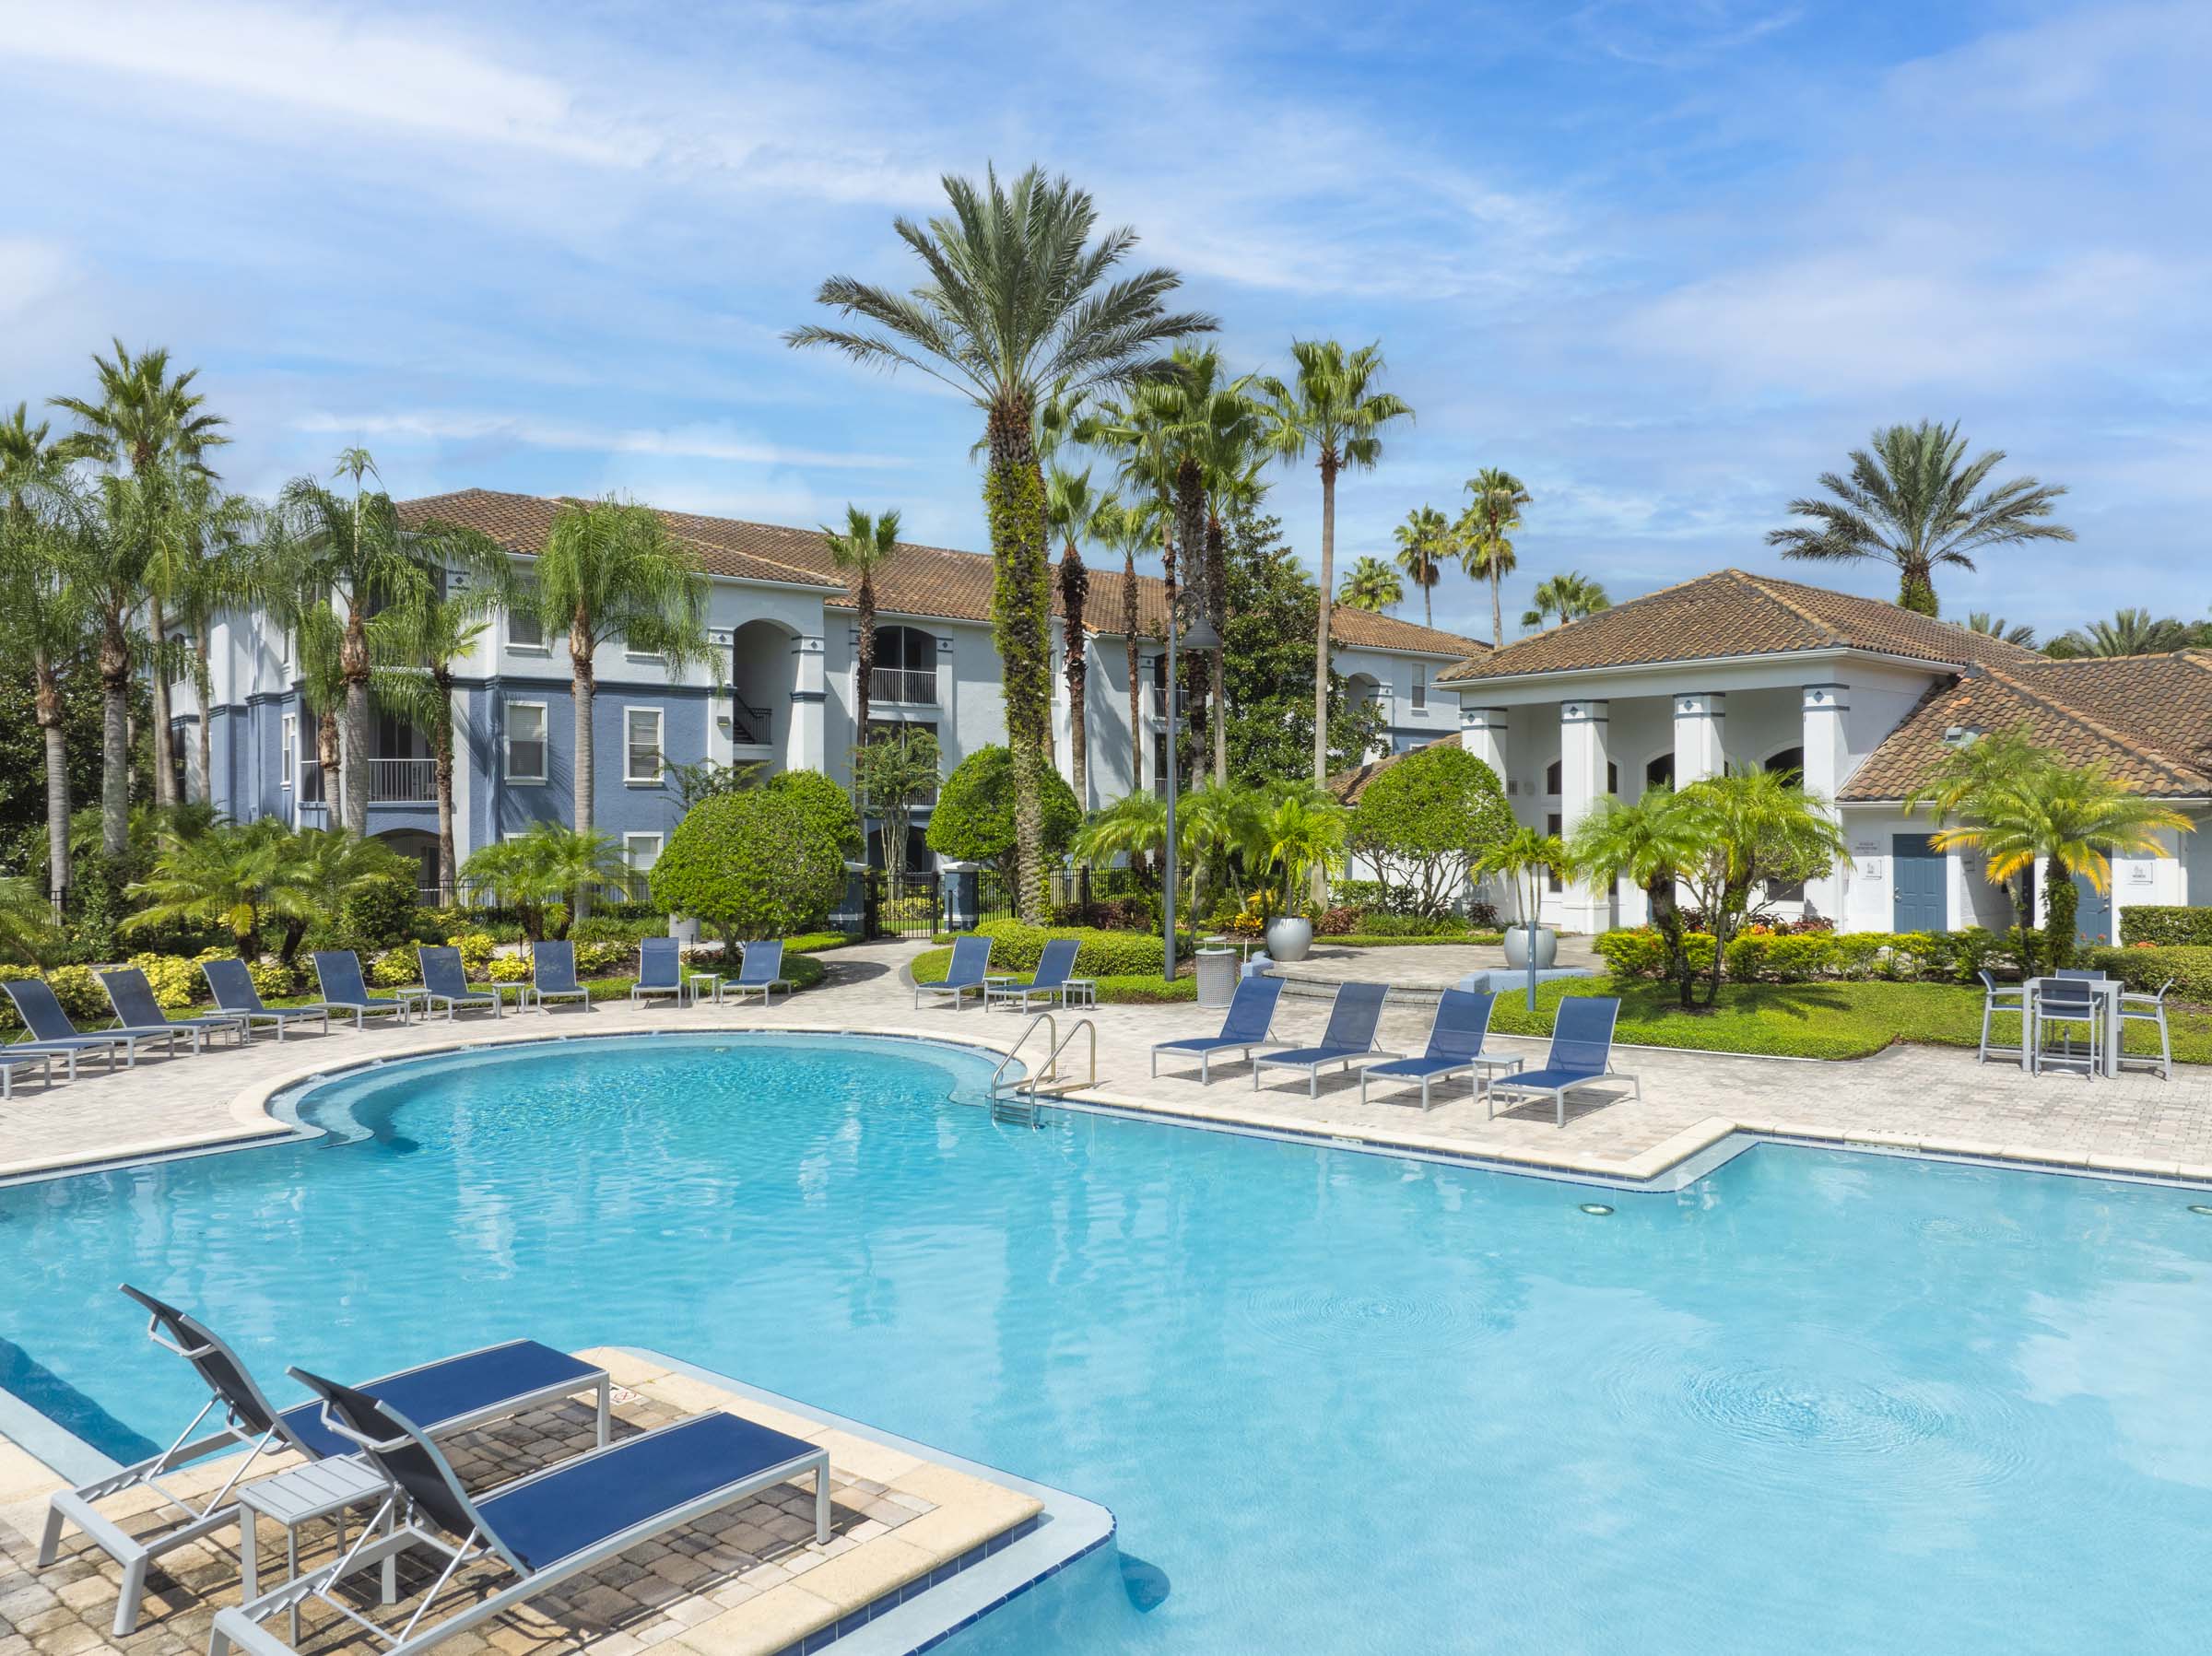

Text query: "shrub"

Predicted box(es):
[1347, 745, 1515, 918]
[446, 932, 498, 975]
[1051, 895, 1156, 932]
[2088, 944, 2212, 1001]
[573, 939, 629, 976]
[1351, 912, 1470, 937]
[369, 948, 418, 988]
[965, 918, 1164, 977]
[1312, 904, 1362, 936]
[925, 746, 1081, 879]
[651, 789, 848, 939]
[340, 875, 419, 949]
[128, 952, 203, 1010]
[485, 955, 531, 983]
[571, 915, 665, 946]
[2120, 906, 2212, 947]
[1592, 926, 1715, 980]
[765, 769, 865, 861]
[0, 964, 107, 1029]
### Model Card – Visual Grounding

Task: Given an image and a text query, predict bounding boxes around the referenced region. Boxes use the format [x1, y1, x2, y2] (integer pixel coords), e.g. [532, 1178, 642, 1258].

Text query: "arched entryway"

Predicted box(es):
[729, 618, 797, 758]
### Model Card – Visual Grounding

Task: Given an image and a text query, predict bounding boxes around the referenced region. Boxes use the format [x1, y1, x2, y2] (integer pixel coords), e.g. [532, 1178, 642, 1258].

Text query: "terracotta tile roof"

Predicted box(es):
[1329, 734, 1460, 804]
[1838, 652, 2212, 801]
[1435, 569, 2045, 683]
[402, 487, 1485, 655]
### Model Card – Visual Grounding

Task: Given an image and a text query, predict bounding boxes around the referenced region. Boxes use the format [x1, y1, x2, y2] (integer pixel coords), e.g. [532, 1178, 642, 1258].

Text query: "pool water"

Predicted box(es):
[5, 1032, 2211, 1652]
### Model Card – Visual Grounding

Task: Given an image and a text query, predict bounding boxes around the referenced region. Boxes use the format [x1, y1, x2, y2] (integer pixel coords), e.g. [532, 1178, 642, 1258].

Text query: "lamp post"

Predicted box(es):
[1162, 589, 1222, 984]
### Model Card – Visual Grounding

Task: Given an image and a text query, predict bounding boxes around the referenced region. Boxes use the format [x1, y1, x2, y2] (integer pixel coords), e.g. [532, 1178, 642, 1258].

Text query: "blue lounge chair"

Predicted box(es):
[716, 939, 792, 1007]
[631, 936, 688, 1008]
[1151, 975, 1286, 1084]
[1483, 994, 1641, 1127]
[915, 934, 995, 1010]
[100, 966, 250, 1051]
[3, 976, 188, 1066]
[40, 1286, 611, 1638]
[208, 1369, 830, 1656]
[530, 940, 591, 1011]
[312, 950, 413, 1029]
[202, 957, 332, 1042]
[985, 937, 1082, 1012]
[418, 945, 500, 1020]
[1253, 981, 1400, 1098]
[1359, 989, 1524, 1110]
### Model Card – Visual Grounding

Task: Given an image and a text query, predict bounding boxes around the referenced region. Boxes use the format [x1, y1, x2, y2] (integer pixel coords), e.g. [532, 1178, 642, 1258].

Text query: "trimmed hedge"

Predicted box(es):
[957, 919, 1165, 977]
[2087, 945, 2212, 1001]
[1594, 925, 2024, 985]
[2120, 907, 2212, 947]
[911, 945, 1196, 1004]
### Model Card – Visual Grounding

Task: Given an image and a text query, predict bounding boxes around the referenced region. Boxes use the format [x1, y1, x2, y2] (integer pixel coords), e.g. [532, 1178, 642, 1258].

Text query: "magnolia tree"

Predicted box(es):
[924, 745, 1081, 889]
[651, 789, 851, 941]
[1347, 745, 1515, 917]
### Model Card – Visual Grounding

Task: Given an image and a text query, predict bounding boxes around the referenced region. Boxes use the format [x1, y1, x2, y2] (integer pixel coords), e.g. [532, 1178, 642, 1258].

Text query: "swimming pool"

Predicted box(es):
[5, 1030, 2210, 1652]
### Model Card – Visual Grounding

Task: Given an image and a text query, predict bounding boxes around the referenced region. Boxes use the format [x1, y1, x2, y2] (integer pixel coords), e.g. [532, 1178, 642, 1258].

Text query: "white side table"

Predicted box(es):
[238, 1456, 396, 1638]
[687, 973, 723, 1008]
[1062, 979, 1098, 1008]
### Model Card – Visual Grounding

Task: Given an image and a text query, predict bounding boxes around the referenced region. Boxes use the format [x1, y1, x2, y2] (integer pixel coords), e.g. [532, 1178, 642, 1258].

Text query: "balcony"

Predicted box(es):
[869, 666, 937, 707]
[297, 758, 436, 806]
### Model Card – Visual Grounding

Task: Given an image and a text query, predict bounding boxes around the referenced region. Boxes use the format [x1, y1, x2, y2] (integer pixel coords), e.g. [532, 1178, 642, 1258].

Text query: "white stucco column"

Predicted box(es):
[1559, 699, 1611, 933]
[1799, 682, 1850, 921]
[707, 628, 735, 769]
[1460, 706, 1509, 781]
[1673, 691, 1726, 783]
[789, 634, 826, 774]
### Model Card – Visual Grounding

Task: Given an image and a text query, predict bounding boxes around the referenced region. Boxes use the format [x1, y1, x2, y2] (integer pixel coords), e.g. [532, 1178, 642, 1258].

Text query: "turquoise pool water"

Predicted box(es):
[5, 1031, 2211, 1652]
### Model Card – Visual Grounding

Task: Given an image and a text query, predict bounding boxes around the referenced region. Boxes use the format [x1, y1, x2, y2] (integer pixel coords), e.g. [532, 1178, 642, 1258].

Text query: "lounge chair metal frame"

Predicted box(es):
[3, 976, 189, 1066]
[630, 937, 688, 1009]
[417, 947, 500, 1021]
[1482, 996, 1641, 1127]
[1253, 982, 1401, 1098]
[715, 939, 792, 1007]
[528, 941, 592, 1012]
[207, 1377, 828, 1656]
[202, 958, 333, 1042]
[100, 966, 251, 1052]
[1150, 975, 1286, 1084]
[312, 951, 416, 1029]
[915, 934, 995, 1011]
[0, 1045, 58, 1098]
[1359, 989, 1523, 1110]
[40, 1287, 610, 1637]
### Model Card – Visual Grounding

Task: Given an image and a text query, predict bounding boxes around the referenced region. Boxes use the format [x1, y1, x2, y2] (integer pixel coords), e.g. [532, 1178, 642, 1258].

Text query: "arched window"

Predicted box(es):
[871, 626, 937, 705]
[1764, 746, 1805, 784]
[1646, 753, 1675, 791]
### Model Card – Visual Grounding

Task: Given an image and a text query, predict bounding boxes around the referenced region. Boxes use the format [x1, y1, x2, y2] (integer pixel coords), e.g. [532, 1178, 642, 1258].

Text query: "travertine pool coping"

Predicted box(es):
[0, 1346, 1110, 1656]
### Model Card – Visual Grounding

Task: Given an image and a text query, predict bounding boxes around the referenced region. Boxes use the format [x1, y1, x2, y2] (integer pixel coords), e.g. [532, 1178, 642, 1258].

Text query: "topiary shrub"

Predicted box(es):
[2121, 906, 2212, 947]
[925, 746, 1080, 882]
[651, 789, 848, 941]
[765, 769, 865, 862]
[340, 875, 420, 949]
[1347, 745, 1515, 918]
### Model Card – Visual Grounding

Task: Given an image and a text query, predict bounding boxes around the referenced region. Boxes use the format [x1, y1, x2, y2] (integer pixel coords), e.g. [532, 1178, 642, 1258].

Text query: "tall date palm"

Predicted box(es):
[0, 407, 88, 904]
[791, 165, 1215, 919]
[1461, 467, 1530, 648]
[822, 505, 904, 773]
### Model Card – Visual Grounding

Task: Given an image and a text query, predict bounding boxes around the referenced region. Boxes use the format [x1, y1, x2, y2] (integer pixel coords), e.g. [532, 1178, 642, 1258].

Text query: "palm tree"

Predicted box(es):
[1092, 496, 1161, 797]
[0, 876, 61, 967]
[460, 821, 629, 940]
[370, 569, 500, 900]
[1259, 343, 1413, 793]
[1766, 420, 2075, 617]
[2046, 608, 2188, 658]
[530, 497, 717, 854]
[822, 505, 904, 777]
[69, 474, 164, 857]
[1176, 779, 1265, 928]
[1044, 470, 1104, 805]
[1963, 612, 2037, 648]
[1391, 505, 1450, 628]
[1169, 348, 1262, 789]
[0, 405, 88, 906]
[1460, 468, 1530, 648]
[1522, 570, 1611, 630]
[1253, 784, 1349, 918]
[1903, 723, 2056, 976]
[1337, 556, 1404, 613]
[273, 454, 436, 834]
[265, 825, 415, 966]
[1568, 788, 1706, 1006]
[51, 341, 228, 811]
[1674, 769, 1847, 1005]
[1070, 790, 1170, 885]
[790, 164, 1214, 922]
[123, 818, 290, 957]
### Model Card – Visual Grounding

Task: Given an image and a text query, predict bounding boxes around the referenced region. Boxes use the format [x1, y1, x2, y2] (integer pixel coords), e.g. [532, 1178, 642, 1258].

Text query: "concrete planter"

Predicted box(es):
[1502, 923, 1558, 971]
[1265, 916, 1314, 963]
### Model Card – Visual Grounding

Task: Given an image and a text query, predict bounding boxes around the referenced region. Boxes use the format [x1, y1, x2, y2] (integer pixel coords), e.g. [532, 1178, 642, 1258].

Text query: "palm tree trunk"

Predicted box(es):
[1206, 517, 1227, 787]
[982, 395, 1052, 923]
[1060, 541, 1088, 809]
[317, 710, 342, 823]
[341, 610, 371, 837]
[100, 623, 132, 858]
[1423, 581, 1432, 629]
[147, 593, 178, 809]
[1313, 457, 1336, 785]
[35, 652, 69, 910]
[1124, 551, 1143, 799]
[1489, 569, 1503, 650]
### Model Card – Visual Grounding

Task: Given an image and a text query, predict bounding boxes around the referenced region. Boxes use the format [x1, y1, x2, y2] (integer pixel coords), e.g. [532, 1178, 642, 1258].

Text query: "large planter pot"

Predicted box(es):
[1502, 922, 1557, 971]
[1265, 916, 1314, 964]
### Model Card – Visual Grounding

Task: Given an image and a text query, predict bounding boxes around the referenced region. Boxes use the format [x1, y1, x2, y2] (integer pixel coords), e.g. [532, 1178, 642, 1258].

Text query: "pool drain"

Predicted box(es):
[1579, 1203, 1615, 1216]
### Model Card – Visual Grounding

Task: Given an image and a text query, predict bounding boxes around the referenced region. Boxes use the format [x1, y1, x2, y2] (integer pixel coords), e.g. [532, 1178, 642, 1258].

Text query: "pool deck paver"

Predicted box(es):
[4, 936, 2211, 1187]
[0, 1350, 1040, 1656]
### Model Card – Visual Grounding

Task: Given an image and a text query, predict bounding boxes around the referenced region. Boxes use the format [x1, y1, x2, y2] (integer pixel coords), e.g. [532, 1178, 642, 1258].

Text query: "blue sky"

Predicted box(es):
[5, 0, 2206, 643]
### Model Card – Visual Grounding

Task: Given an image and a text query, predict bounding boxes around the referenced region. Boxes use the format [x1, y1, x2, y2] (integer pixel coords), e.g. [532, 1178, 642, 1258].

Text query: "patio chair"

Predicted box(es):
[1253, 981, 1400, 1098]
[1975, 969, 2026, 1065]
[207, 1369, 829, 1656]
[1359, 989, 1522, 1110]
[630, 936, 688, 1008]
[716, 939, 792, 1007]
[418, 946, 500, 1020]
[1150, 975, 1287, 1084]
[1483, 995, 1641, 1128]
[3, 976, 189, 1066]
[312, 950, 412, 1029]
[914, 934, 995, 1010]
[984, 937, 1082, 1013]
[203, 957, 333, 1042]
[100, 966, 250, 1052]
[2030, 973, 2102, 1078]
[530, 940, 592, 1012]
[2119, 976, 2175, 1081]
[41, 1285, 611, 1638]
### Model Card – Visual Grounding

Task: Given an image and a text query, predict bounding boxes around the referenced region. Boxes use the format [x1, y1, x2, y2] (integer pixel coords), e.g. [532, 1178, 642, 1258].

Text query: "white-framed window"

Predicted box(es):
[1412, 667, 1427, 711]
[508, 599, 546, 652]
[625, 706, 665, 784]
[280, 713, 296, 790]
[279, 627, 293, 668]
[506, 701, 547, 783]
[623, 832, 664, 871]
[623, 633, 663, 664]
[168, 632, 190, 688]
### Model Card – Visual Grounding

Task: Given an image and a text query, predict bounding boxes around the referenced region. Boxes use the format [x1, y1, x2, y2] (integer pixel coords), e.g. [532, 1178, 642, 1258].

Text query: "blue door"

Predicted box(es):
[1891, 835, 1947, 933]
[2072, 871, 2112, 946]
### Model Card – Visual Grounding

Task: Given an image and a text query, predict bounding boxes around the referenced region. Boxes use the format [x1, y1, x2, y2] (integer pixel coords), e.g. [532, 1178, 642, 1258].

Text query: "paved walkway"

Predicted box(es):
[3, 938, 2209, 1187]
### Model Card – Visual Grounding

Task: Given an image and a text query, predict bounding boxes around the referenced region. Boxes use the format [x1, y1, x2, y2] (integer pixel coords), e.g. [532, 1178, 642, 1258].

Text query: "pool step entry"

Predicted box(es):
[989, 1012, 1098, 1125]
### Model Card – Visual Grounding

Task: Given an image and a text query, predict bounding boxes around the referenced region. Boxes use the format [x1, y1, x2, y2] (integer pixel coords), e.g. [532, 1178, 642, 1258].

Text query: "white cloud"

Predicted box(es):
[295, 412, 912, 471]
